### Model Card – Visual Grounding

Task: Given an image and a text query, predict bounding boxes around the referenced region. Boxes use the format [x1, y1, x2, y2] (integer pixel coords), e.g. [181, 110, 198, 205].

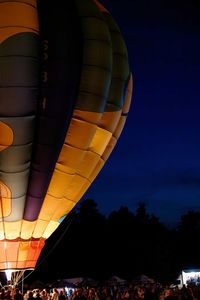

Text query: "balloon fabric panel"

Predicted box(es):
[37, 0, 114, 228]
[0, 0, 41, 270]
[37, 0, 131, 234]
[0, 0, 132, 270]
[23, 0, 83, 221]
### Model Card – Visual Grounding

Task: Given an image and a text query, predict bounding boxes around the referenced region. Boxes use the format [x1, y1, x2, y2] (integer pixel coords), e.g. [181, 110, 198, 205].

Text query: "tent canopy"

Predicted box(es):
[133, 274, 155, 284]
[104, 276, 128, 286]
[55, 277, 98, 288]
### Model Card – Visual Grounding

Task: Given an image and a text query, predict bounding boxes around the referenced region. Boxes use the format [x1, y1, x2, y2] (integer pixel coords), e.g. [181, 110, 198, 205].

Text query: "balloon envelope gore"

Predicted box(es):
[0, 0, 132, 271]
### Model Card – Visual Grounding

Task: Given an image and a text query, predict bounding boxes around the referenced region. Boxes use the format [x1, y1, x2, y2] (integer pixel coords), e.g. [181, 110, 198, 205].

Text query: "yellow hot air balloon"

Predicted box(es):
[0, 0, 132, 283]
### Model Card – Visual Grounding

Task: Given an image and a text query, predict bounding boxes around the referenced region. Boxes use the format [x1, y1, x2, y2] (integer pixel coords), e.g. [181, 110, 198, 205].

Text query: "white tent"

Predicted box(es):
[58, 277, 98, 287]
[64, 277, 84, 286]
[134, 274, 155, 284]
[104, 276, 128, 286]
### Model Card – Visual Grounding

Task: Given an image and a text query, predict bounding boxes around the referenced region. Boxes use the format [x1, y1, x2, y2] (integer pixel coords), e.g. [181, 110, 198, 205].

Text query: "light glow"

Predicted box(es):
[5, 269, 13, 281]
[182, 270, 200, 284]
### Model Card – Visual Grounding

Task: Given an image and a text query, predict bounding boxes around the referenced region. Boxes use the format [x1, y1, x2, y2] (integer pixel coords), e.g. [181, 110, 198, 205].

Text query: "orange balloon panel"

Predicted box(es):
[0, 239, 44, 270]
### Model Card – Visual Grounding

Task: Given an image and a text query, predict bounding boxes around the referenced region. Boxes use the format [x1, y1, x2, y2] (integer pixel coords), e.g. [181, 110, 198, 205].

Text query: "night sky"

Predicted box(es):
[83, 0, 200, 227]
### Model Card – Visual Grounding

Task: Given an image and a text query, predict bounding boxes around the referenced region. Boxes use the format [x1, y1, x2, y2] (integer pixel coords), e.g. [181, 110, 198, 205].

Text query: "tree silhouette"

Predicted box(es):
[176, 210, 200, 270]
[23, 199, 200, 286]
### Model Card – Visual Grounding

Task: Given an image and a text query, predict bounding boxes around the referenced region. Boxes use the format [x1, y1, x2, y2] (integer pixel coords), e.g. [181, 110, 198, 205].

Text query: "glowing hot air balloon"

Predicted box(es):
[0, 0, 132, 281]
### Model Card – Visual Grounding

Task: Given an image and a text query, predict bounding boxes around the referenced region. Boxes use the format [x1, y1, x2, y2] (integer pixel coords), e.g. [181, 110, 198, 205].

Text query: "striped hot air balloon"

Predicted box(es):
[0, 0, 132, 275]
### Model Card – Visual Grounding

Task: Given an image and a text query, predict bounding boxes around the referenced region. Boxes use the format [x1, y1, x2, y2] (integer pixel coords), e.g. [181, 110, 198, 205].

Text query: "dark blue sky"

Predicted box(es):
[83, 0, 200, 226]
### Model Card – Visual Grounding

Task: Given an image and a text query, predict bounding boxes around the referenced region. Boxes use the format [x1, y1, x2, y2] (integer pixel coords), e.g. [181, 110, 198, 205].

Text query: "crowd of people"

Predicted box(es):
[1, 282, 200, 300]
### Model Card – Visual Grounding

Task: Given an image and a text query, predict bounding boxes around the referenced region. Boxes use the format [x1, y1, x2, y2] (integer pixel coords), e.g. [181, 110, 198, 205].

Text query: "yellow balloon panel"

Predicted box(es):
[89, 158, 105, 183]
[66, 118, 97, 149]
[38, 194, 76, 222]
[99, 111, 121, 132]
[0, 222, 4, 240]
[73, 109, 102, 124]
[21, 220, 37, 240]
[114, 116, 126, 139]
[32, 219, 49, 239]
[42, 220, 59, 239]
[89, 127, 112, 155]
[76, 151, 100, 178]
[4, 221, 22, 240]
[70, 180, 91, 204]
[51, 198, 76, 221]
[65, 175, 90, 201]
[0, 181, 12, 218]
[47, 169, 74, 198]
[58, 144, 86, 173]
[38, 194, 60, 221]
[102, 136, 117, 161]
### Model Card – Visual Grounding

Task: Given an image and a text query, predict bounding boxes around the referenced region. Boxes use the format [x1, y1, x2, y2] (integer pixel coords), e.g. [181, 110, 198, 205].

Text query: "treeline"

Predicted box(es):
[32, 199, 200, 284]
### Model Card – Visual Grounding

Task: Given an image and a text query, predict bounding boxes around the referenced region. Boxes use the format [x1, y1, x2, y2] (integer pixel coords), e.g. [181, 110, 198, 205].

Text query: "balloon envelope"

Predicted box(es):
[0, 0, 132, 270]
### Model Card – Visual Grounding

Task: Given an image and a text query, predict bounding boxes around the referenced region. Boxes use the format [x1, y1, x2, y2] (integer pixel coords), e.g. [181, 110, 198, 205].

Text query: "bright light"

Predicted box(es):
[5, 270, 13, 281]
[182, 270, 200, 284]
[64, 287, 75, 296]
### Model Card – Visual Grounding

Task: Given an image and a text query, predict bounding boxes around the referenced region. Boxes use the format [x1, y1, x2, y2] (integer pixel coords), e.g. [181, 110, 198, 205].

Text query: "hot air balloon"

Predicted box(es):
[0, 0, 132, 284]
